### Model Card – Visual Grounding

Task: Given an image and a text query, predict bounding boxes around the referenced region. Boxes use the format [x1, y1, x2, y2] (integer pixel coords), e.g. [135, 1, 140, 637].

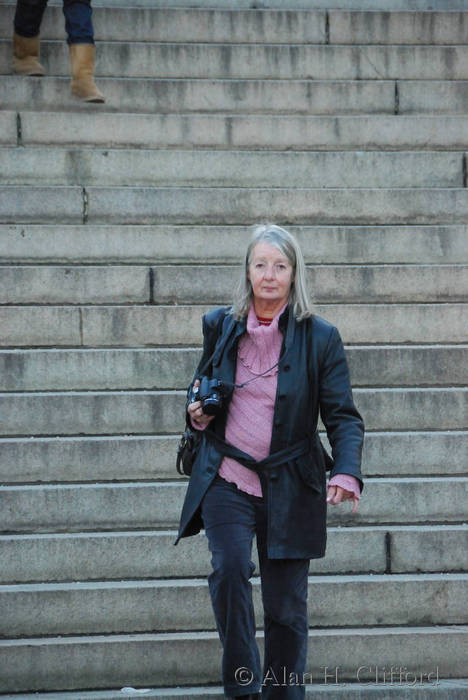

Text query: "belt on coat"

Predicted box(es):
[204, 430, 310, 476]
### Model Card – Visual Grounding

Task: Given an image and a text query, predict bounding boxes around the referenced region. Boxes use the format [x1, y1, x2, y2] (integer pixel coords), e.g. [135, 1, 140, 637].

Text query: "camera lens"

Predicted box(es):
[202, 395, 221, 416]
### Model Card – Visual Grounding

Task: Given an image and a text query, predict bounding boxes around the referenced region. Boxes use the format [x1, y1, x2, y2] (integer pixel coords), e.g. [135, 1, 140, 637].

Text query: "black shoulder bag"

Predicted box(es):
[176, 425, 201, 476]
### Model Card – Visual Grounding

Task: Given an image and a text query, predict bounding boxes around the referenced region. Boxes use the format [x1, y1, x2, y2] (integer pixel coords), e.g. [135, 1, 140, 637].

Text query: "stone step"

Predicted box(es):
[0, 76, 394, 114]
[2, 5, 467, 44]
[2, 148, 465, 189]
[1, 5, 328, 44]
[1, 186, 83, 225]
[0, 348, 200, 391]
[330, 11, 468, 44]
[1, 478, 466, 533]
[0, 432, 466, 484]
[0, 266, 151, 304]
[2, 187, 468, 225]
[1, 303, 466, 346]
[65, 303, 468, 347]
[37, 0, 468, 9]
[7, 112, 468, 151]
[1, 264, 466, 305]
[0, 112, 15, 145]
[0, 528, 380, 582]
[1, 388, 467, 436]
[0, 626, 466, 693]
[2, 680, 468, 700]
[1, 573, 466, 637]
[0, 390, 185, 437]
[2, 525, 466, 583]
[151, 264, 468, 304]
[3, 41, 468, 80]
[1, 346, 465, 391]
[4, 77, 468, 115]
[399, 80, 468, 115]
[6, 112, 468, 150]
[7, 265, 160, 304]
[2, 224, 467, 264]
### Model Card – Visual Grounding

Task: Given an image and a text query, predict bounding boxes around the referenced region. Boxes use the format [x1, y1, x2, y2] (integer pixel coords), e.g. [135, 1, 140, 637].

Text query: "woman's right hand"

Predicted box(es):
[188, 379, 215, 430]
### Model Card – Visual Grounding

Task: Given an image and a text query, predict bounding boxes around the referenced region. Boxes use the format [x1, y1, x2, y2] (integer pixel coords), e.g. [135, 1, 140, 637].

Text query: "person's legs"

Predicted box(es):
[256, 502, 310, 700]
[62, 0, 93, 45]
[14, 0, 48, 38]
[12, 0, 47, 75]
[201, 475, 262, 699]
[63, 0, 104, 102]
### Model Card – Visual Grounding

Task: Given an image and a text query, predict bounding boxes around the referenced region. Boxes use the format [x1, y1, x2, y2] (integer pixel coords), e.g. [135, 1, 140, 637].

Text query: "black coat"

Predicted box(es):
[175, 304, 364, 559]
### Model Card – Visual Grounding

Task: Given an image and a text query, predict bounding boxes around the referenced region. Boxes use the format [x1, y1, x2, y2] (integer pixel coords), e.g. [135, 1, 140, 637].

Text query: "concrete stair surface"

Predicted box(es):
[2, 303, 466, 345]
[2, 4, 468, 42]
[2, 574, 467, 635]
[3, 149, 467, 188]
[0, 432, 466, 482]
[0, 346, 466, 390]
[1, 223, 467, 261]
[1, 478, 468, 531]
[1, 388, 467, 434]
[3, 41, 468, 80]
[4, 112, 468, 149]
[0, 0, 467, 696]
[3, 77, 468, 114]
[3, 687, 468, 700]
[2, 186, 468, 225]
[1, 626, 467, 693]
[2, 525, 468, 583]
[1, 264, 468, 303]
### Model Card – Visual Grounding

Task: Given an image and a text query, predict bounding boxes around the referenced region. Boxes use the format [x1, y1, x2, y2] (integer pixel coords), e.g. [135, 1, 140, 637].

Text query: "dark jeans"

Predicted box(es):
[201, 474, 310, 699]
[14, 0, 94, 45]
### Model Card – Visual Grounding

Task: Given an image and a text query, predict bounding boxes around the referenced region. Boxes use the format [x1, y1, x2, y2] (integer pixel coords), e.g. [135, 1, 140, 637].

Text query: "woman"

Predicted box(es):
[176, 224, 364, 699]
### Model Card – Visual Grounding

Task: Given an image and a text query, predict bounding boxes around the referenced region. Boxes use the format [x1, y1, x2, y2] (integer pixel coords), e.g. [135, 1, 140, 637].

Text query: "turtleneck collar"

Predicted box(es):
[237, 301, 287, 375]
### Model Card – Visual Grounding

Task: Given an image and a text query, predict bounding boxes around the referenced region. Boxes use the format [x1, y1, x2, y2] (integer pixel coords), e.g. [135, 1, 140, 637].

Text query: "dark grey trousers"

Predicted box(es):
[14, 0, 94, 44]
[201, 474, 310, 699]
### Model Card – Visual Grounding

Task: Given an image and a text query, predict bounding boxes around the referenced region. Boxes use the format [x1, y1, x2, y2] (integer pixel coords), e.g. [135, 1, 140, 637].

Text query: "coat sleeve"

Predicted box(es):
[318, 326, 364, 492]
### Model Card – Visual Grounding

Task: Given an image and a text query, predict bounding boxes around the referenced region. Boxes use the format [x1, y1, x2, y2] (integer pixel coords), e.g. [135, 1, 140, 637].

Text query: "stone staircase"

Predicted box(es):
[0, 0, 467, 697]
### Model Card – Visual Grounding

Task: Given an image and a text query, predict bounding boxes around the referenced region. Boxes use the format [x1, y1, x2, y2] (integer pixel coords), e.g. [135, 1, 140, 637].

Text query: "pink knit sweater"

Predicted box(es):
[217, 303, 284, 495]
[197, 304, 361, 500]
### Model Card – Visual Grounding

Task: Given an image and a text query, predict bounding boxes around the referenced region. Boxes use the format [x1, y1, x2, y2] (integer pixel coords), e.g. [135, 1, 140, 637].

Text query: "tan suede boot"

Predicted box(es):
[69, 43, 105, 103]
[12, 32, 45, 76]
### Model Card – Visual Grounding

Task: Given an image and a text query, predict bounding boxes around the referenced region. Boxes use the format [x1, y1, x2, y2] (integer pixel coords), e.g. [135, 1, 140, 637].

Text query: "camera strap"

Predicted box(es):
[233, 345, 288, 390]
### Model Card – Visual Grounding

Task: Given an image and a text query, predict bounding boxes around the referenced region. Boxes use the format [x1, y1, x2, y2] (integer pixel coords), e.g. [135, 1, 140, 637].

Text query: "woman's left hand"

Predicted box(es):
[326, 485, 359, 513]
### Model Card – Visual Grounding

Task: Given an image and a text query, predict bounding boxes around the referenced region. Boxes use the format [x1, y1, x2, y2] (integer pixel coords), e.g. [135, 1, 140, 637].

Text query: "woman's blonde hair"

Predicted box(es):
[231, 224, 313, 321]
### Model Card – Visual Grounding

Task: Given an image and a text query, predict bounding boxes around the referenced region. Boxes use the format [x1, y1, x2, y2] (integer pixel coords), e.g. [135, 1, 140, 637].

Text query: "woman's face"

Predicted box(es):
[248, 241, 294, 307]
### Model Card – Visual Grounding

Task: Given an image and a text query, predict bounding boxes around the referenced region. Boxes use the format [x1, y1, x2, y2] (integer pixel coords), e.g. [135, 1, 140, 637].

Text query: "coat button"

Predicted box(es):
[278, 393, 286, 400]
[283, 364, 291, 372]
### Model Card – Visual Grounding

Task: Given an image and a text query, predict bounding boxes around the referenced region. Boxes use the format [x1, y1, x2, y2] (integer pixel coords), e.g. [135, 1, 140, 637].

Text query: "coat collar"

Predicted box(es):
[279, 304, 296, 352]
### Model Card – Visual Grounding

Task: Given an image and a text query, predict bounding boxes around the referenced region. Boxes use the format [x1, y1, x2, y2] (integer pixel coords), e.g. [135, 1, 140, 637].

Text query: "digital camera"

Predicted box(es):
[190, 376, 230, 416]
